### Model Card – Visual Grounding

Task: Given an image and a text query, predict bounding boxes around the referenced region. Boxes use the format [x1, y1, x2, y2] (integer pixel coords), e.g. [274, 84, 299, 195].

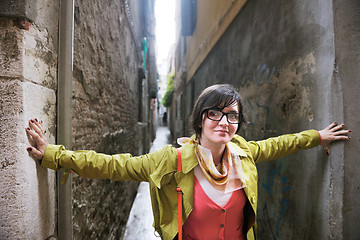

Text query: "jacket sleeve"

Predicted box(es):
[41, 144, 174, 182]
[247, 129, 321, 163]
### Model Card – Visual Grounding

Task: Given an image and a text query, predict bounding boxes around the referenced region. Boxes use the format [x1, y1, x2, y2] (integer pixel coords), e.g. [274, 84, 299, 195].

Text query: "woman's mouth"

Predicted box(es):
[215, 130, 229, 134]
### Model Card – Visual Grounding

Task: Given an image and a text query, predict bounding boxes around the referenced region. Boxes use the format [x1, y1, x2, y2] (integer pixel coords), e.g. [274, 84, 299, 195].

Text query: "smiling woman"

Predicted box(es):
[199, 103, 239, 160]
[25, 84, 350, 240]
[191, 84, 245, 137]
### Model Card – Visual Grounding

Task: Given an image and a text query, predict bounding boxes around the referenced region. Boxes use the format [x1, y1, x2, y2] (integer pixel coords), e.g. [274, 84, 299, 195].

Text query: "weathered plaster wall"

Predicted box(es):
[177, 0, 359, 239]
[333, 0, 360, 239]
[71, 0, 144, 239]
[0, 0, 59, 238]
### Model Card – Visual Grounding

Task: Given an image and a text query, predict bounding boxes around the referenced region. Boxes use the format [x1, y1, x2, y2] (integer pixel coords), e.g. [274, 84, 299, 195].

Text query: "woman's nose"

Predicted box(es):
[218, 115, 229, 125]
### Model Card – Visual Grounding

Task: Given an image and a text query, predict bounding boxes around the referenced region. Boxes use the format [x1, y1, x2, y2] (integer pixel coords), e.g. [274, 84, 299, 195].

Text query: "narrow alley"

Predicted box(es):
[123, 126, 173, 240]
[1, 0, 359, 239]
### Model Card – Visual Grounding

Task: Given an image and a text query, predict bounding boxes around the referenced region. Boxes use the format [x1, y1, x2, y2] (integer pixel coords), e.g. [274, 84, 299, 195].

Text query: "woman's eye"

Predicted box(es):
[209, 111, 216, 116]
[228, 114, 238, 120]
[209, 110, 220, 117]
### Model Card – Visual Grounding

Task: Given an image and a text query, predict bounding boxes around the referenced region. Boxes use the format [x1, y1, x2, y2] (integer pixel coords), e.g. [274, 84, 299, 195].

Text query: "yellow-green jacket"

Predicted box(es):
[42, 129, 320, 240]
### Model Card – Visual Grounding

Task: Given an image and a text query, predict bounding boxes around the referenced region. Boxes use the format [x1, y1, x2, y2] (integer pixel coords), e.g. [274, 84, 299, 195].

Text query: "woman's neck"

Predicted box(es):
[198, 138, 226, 165]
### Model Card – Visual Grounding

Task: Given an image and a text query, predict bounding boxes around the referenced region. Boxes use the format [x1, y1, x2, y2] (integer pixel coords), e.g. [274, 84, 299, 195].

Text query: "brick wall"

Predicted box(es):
[71, 0, 145, 239]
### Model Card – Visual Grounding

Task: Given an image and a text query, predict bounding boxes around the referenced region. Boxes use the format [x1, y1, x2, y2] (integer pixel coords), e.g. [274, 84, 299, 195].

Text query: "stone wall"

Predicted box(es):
[71, 0, 143, 239]
[0, 0, 59, 238]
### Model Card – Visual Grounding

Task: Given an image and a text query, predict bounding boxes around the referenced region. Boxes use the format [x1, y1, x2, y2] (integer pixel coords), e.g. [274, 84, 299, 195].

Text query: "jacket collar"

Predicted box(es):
[228, 140, 248, 157]
[149, 143, 198, 189]
[180, 143, 199, 173]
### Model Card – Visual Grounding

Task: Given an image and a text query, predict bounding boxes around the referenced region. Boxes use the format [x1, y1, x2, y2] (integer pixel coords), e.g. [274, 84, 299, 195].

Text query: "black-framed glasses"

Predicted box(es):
[205, 109, 240, 124]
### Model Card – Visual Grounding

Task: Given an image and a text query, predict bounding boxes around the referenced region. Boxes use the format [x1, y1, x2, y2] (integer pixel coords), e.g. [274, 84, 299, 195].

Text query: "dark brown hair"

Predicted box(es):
[191, 84, 245, 138]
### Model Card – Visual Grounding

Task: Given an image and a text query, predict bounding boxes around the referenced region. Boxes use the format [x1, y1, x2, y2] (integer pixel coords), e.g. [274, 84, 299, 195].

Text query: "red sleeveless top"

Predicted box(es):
[183, 177, 247, 240]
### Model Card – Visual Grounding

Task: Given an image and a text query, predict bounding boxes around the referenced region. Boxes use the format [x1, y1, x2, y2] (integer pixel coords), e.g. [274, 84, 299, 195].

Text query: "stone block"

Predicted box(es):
[0, 80, 56, 239]
[0, 19, 57, 90]
[23, 24, 57, 89]
[0, 0, 38, 22]
[0, 25, 23, 79]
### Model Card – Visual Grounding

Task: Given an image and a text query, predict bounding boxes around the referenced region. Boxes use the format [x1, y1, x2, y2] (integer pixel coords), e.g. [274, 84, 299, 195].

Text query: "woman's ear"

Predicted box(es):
[199, 120, 204, 128]
[200, 112, 206, 126]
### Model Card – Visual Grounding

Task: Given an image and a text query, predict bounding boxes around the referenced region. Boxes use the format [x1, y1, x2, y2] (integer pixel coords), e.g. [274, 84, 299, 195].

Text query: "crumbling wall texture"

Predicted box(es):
[71, 0, 143, 239]
[1, 0, 146, 239]
[179, 0, 359, 239]
[332, 0, 360, 239]
[0, 0, 59, 238]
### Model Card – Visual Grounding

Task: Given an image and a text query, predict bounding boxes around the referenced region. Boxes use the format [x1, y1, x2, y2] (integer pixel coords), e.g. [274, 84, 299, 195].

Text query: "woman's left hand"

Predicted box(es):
[318, 122, 351, 155]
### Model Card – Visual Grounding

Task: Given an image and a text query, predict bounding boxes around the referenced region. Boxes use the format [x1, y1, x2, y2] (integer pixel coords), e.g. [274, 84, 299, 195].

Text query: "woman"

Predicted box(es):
[26, 84, 350, 240]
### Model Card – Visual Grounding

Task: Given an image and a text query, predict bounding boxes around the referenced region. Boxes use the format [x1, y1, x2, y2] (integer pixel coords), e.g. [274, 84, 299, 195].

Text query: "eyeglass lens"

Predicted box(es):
[207, 109, 239, 123]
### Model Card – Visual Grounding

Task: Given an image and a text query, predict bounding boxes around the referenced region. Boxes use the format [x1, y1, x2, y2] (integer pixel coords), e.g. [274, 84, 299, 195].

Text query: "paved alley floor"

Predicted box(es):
[123, 126, 173, 240]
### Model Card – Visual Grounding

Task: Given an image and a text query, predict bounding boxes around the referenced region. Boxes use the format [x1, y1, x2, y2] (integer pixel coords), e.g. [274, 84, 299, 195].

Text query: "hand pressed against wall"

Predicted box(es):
[318, 122, 351, 155]
[25, 119, 48, 160]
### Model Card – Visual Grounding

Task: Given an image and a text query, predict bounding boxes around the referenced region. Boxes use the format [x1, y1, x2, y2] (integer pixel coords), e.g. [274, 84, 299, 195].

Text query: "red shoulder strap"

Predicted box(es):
[176, 148, 182, 240]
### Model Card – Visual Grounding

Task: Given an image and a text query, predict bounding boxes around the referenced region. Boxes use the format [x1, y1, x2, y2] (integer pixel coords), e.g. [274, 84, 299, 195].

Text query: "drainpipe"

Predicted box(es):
[57, 0, 74, 239]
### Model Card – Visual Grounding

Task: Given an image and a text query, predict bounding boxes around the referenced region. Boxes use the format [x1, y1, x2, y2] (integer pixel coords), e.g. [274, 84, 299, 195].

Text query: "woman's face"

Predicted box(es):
[199, 102, 239, 148]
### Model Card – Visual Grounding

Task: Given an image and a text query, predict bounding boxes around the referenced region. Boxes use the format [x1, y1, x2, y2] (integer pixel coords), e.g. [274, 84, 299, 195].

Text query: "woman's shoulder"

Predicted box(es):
[230, 134, 255, 153]
[231, 134, 249, 146]
[150, 144, 176, 154]
[148, 144, 177, 167]
[147, 145, 179, 187]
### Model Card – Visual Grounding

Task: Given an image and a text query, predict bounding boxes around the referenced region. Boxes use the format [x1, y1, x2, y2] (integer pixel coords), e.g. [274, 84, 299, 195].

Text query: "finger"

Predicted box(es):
[26, 126, 37, 138]
[34, 119, 46, 135]
[29, 119, 43, 136]
[332, 130, 351, 136]
[330, 124, 346, 132]
[326, 122, 338, 130]
[26, 147, 43, 160]
[34, 118, 44, 132]
[26, 127, 44, 144]
[333, 135, 351, 140]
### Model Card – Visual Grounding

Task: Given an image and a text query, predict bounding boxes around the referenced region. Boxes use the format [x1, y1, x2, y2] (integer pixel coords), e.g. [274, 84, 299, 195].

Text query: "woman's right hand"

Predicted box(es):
[25, 119, 48, 161]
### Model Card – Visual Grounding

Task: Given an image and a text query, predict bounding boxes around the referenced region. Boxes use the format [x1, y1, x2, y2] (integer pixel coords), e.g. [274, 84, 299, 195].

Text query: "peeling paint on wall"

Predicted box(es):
[241, 53, 317, 139]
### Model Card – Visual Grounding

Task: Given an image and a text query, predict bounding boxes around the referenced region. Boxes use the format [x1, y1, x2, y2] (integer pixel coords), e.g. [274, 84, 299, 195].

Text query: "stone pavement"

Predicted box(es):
[123, 126, 173, 239]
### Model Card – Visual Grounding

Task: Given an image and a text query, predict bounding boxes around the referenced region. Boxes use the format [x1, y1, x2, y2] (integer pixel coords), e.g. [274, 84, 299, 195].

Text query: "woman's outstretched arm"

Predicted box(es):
[25, 118, 176, 182]
[246, 122, 351, 163]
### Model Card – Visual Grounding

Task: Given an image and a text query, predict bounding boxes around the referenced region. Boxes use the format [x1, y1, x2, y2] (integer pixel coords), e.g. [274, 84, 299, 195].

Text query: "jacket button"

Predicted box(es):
[220, 224, 224, 228]
[251, 196, 256, 204]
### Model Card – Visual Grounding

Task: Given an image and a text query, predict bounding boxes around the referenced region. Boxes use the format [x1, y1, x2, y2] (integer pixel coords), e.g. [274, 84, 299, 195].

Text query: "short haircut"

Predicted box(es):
[191, 84, 245, 138]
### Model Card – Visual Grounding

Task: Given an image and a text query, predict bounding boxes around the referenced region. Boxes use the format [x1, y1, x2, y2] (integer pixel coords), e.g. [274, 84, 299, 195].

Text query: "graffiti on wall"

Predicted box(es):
[242, 98, 270, 140]
[251, 64, 276, 85]
[258, 162, 291, 239]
